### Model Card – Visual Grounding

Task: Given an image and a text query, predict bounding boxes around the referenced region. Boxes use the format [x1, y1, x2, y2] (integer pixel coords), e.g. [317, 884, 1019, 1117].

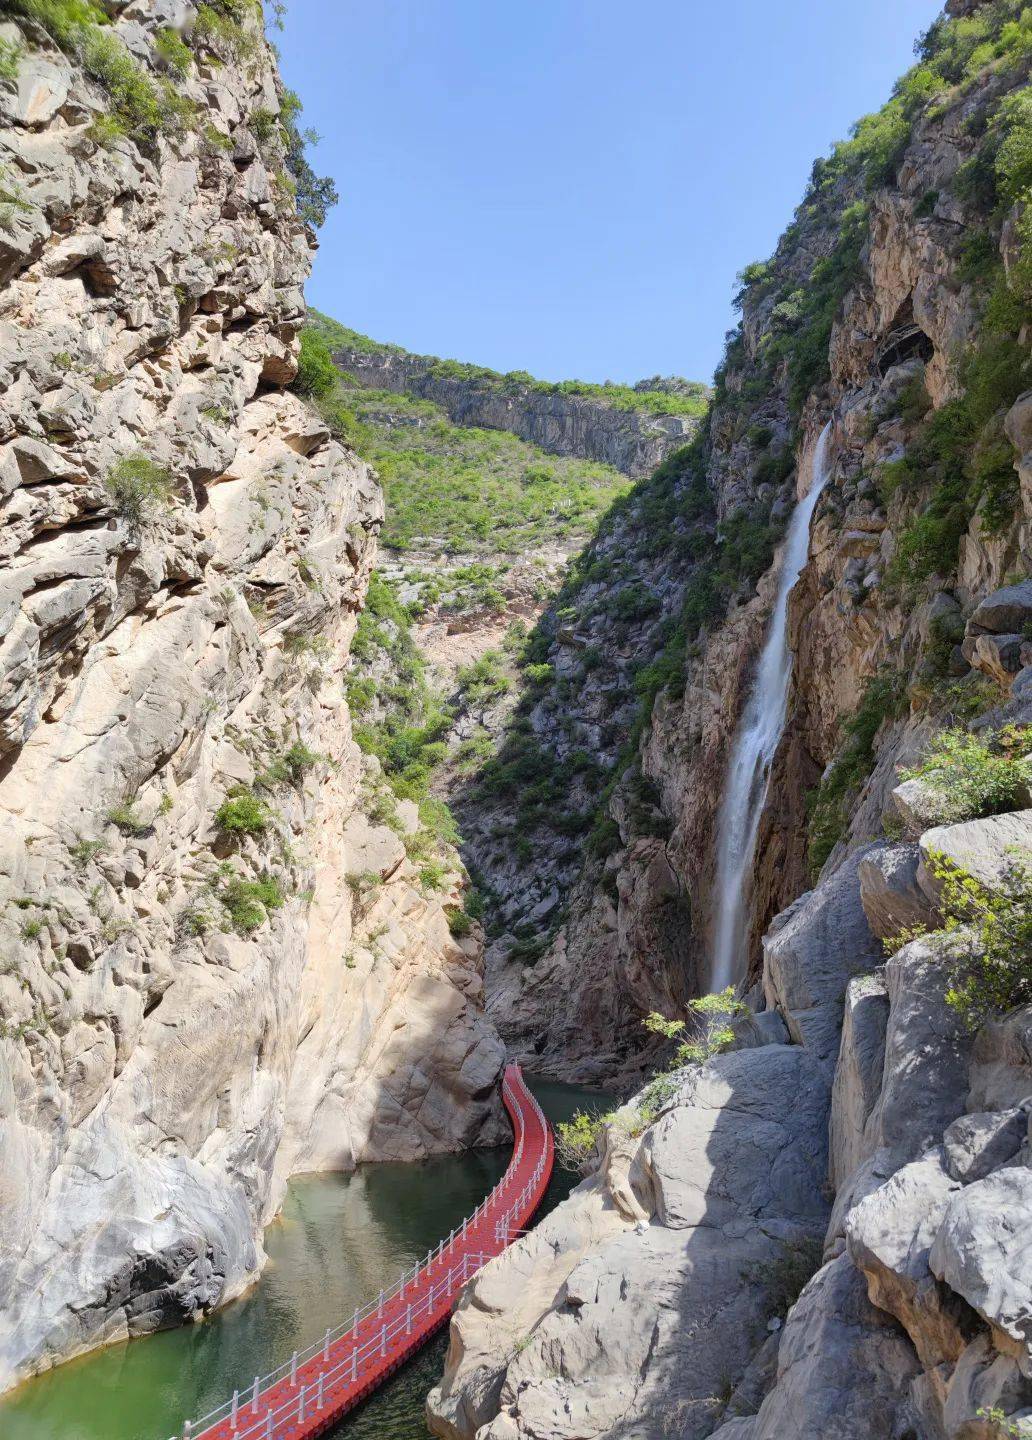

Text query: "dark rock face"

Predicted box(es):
[331, 347, 701, 477]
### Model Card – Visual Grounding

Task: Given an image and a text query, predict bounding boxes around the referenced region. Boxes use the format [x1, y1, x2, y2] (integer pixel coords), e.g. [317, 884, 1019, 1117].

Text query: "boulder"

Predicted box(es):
[858, 842, 936, 940]
[847, 1149, 973, 1367]
[917, 810, 1032, 904]
[890, 775, 949, 836]
[943, 1107, 1030, 1184]
[968, 581, 1032, 637]
[763, 845, 883, 1066]
[930, 1168, 1032, 1354]
[968, 1008, 1032, 1112]
[745, 1255, 922, 1439]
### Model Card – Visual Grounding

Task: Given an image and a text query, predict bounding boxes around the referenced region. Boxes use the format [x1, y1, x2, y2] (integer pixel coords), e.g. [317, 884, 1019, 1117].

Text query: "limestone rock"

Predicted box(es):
[745, 1255, 922, 1439]
[427, 1044, 831, 1440]
[917, 810, 1032, 904]
[943, 1107, 1030, 1184]
[858, 841, 936, 940]
[762, 845, 883, 1066]
[930, 1168, 1032, 1355]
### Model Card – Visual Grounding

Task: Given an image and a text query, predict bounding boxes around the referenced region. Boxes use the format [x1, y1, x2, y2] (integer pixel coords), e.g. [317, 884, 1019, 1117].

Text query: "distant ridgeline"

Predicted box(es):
[308, 310, 710, 478]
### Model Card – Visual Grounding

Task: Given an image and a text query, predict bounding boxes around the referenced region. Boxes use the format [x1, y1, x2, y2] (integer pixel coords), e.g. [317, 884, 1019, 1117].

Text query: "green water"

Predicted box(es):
[0, 1080, 610, 1440]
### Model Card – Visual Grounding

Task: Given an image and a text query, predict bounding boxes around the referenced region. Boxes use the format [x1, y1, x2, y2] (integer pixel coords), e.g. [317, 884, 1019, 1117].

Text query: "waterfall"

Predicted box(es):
[709, 420, 834, 992]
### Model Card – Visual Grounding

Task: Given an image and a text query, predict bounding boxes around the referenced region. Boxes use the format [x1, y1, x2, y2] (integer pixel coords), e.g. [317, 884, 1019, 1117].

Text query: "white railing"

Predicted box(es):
[172, 1067, 550, 1440]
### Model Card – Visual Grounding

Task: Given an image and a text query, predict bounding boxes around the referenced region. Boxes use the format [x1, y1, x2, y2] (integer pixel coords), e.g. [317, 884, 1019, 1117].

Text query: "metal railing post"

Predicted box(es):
[323, 1326, 330, 1361]
[290, 1351, 297, 1388]
[317, 1373, 324, 1409]
[231, 1389, 239, 1431]
[252, 1376, 260, 1414]
[352, 1346, 358, 1382]
[406, 1303, 412, 1335]
[183, 1424, 192, 1440]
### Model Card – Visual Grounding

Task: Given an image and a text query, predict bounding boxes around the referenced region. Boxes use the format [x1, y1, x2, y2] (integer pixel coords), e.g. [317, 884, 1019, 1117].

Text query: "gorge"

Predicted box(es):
[0, 2, 1031, 1439]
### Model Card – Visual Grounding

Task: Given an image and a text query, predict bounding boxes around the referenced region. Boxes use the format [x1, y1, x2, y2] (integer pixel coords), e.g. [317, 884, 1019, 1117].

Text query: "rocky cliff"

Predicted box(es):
[427, 2, 1032, 1436]
[315, 313, 708, 479]
[0, 0, 503, 1392]
[473, 0, 1032, 1087]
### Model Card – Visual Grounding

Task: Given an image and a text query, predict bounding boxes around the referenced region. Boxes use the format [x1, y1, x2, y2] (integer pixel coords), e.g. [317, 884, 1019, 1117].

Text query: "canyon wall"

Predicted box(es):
[469, 0, 1032, 1086]
[428, 2, 1032, 1435]
[324, 330, 705, 479]
[0, 1, 502, 1393]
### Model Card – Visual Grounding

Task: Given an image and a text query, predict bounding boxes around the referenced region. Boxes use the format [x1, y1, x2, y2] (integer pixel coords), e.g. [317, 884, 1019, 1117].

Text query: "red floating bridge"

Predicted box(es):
[174, 1063, 553, 1440]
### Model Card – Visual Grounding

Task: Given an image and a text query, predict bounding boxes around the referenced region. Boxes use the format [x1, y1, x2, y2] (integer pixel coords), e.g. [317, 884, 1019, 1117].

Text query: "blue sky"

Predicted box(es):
[278, 0, 943, 385]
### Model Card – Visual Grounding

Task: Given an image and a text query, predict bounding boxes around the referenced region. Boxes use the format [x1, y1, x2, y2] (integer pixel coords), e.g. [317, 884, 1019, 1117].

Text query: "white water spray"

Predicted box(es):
[709, 420, 834, 992]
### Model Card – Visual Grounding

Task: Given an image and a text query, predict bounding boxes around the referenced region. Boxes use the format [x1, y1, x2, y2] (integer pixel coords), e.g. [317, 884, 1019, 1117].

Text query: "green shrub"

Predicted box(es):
[292, 328, 337, 400]
[69, 837, 105, 869]
[154, 27, 191, 76]
[922, 850, 1032, 1030]
[0, 37, 22, 80]
[106, 802, 147, 836]
[220, 875, 284, 933]
[446, 906, 473, 937]
[103, 455, 174, 533]
[215, 787, 269, 835]
[555, 1108, 616, 1173]
[901, 725, 1031, 824]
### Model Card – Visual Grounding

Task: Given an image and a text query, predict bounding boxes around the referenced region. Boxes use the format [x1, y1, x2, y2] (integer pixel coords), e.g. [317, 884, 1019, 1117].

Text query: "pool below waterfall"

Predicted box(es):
[0, 1080, 611, 1440]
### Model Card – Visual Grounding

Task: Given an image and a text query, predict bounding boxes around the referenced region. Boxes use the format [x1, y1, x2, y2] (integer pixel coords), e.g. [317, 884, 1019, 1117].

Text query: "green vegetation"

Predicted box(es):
[643, 988, 746, 1068]
[102, 454, 174, 534]
[806, 673, 907, 878]
[7, 0, 195, 144]
[215, 787, 270, 836]
[728, 0, 1032, 424]
[68, 837, 105, 869]
[455, 650, 511, 708]
[901, 725, 1031, 824]
[154, 26, 191, 76]
[292, 326, 337, 400]
[307, 310, 709, 419]
[259, 741, 323, 787]
[106, 802, 148, 836]
[899, 850, 1032, 1031]
[218, 872, 285, 933]
[555, 1107, 620, 1173]
[0, 36, 22, 80]
[356, 393, 632, 554]
[349, 574, 452, 805]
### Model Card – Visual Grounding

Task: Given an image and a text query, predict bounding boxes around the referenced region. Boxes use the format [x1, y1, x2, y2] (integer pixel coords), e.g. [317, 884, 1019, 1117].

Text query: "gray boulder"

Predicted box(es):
[763, 845, 883, 1066]
[858, 841, 936, 940]
[930, 1168, 1032, 1355]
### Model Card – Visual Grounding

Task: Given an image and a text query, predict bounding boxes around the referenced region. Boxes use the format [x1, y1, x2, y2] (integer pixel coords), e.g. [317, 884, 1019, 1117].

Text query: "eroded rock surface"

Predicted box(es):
[0, 6, 502, 1390]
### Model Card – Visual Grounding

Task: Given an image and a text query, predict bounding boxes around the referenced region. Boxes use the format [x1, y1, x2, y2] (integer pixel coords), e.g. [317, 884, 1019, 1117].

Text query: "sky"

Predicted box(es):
[277, 0, 943, 386]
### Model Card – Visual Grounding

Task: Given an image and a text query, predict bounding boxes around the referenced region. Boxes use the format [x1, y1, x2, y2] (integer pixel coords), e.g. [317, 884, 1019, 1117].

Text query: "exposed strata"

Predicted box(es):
[326, 337, 704, 479]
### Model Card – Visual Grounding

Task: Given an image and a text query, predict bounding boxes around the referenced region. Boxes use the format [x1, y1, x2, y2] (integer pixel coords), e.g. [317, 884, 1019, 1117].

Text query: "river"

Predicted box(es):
[0, 1080, 609, 1440]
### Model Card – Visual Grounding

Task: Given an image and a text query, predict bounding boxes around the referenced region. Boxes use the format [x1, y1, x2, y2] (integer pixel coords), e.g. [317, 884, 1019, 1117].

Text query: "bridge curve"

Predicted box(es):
[175, 1063, 553, 1440]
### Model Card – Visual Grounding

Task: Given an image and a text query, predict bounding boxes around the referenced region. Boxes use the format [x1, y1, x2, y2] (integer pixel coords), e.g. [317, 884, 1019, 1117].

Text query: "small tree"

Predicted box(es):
[644, 986, 746, 1067]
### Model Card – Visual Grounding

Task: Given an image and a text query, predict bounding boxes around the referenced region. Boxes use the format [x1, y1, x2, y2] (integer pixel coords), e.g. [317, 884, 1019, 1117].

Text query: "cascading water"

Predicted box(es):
[709, 420, 834, 992]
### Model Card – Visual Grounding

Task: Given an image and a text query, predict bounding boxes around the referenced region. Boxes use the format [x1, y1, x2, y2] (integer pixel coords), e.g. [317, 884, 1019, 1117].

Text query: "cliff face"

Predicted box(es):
[322, 330, 705, 478]
[0, 1, 502, 1391]
[428, 3, 1032, 1436]
[478, 0, 1032, 1086]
